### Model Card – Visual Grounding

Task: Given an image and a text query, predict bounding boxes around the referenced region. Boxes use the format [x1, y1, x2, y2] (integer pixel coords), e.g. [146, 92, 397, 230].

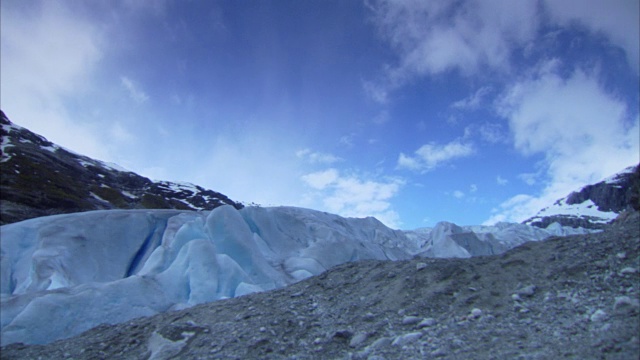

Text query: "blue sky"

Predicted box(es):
[1, 0, 638, 229]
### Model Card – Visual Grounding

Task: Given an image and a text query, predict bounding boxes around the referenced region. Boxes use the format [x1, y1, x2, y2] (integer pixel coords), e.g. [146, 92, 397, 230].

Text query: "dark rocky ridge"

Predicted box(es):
[2, 211, 638, 359]
[0, 111, 242, 225]
[524, 164, 640, 230]
[565, 166, 640, 212]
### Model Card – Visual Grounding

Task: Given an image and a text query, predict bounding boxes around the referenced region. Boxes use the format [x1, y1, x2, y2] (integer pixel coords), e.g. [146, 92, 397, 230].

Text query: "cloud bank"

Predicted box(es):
[485, 62, 639, 224]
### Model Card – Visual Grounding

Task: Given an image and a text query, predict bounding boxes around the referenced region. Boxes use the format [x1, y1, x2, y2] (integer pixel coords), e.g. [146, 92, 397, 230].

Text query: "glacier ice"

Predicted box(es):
[0, 205, 594, 345]
[0, 206, 410, 345]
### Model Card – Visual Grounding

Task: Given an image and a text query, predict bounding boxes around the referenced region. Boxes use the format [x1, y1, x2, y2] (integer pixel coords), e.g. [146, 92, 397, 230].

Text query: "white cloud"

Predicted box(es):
[296, 149, 343, 164]
[121, 76, 149, 104]
[486, 63, 639, 224]
[470, 184, 478, 193]
[301, 169, 340, 190]
[301, 169, 404, 228]
[397, 139, 474, 172]
[452, 190, 465, 199]
[543, 0, 639, 72]
[496, 176, 508, 186]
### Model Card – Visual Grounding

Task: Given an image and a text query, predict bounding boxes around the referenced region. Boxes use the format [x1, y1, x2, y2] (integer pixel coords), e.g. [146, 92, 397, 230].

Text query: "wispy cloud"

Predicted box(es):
[372, 110, 390, 125]
[339, 134, 355, 148]
[301, 169, 404, 228]
[296, 149, 343, 164]
[363, 80, 389, 104]
[397, 139, 474, 172]
[518, 172, 537, 186]
[365, 0, 539, 102]
[121, 76, 149, 104]
[496, 176, 508, 186]
[542, 0, 639, 73]
[462, 122, 507, 144]
[452, 86, 493, 110]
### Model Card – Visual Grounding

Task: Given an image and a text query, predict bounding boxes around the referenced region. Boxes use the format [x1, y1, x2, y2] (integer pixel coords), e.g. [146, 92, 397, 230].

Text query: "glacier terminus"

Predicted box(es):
[0, 205, 590, 346]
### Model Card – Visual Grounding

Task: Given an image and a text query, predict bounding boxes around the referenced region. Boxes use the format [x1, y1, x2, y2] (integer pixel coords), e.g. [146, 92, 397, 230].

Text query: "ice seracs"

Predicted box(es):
[0, 206, 408, 345]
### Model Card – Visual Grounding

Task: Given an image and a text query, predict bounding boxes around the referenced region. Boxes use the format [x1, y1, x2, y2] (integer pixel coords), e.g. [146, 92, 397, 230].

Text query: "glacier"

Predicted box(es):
[0, 205, 591, 346]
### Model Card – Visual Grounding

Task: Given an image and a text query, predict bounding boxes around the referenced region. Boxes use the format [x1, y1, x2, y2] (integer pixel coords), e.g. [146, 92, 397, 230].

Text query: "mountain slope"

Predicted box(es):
[523, 164, 640, 229]
[0, 110, 241, 225]
[2, 211, 638, 359]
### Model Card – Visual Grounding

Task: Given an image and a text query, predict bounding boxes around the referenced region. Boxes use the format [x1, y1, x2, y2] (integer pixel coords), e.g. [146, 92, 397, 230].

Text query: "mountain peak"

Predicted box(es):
[0, 111, 242, 225]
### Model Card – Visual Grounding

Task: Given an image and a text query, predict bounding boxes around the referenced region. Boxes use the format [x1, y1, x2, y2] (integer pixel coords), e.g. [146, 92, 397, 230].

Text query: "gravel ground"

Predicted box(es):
[2, 212, 638, 360]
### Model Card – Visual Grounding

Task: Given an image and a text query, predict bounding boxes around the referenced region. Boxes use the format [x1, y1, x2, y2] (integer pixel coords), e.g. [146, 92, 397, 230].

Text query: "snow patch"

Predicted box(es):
[532, 199, 617, 223]
[100, 161, 130, 173]
[78, 160, 93, 168]
[40, 145, 58, 153]
[121, 191, 137, 199]
[1, 134, 13, 162]
[90, 192, 107, 202]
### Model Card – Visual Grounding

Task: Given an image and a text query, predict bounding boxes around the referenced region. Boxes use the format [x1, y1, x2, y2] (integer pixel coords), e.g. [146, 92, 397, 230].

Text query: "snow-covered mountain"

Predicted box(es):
[523, 164, 639, 229]
[0, 111, 242, 225]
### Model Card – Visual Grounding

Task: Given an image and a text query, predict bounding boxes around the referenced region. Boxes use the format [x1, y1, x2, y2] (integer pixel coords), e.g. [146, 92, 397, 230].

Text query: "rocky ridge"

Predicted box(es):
[0, 111, 241, 225]
[524, 164, 640, 230]
[3, 211, 638, 359]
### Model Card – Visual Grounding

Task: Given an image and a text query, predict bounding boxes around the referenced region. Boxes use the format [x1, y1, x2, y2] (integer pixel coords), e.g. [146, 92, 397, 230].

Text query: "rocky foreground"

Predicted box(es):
[2, 212, 639, 359]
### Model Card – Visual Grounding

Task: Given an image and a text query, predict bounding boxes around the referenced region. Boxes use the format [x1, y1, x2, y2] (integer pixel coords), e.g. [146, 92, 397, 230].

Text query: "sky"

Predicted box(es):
[1, 0, 638, 229]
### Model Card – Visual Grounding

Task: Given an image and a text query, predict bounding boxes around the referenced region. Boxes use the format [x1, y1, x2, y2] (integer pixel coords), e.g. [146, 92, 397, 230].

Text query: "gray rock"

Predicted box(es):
[614, 296, 640, 311]
[517, 285, 537, 297]
[349, 332, 369, 348]
[391, 332, 422, 346]
[417, 318, 436, 328]
[401, 316, 421, 325]
[590, 309, 608, 322]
